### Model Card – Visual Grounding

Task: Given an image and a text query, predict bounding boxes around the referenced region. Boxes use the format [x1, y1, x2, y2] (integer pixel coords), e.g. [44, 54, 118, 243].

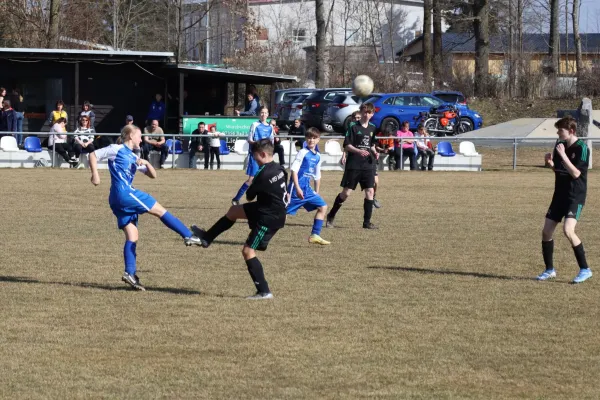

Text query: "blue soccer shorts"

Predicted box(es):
[109, 189, 157, 229]
[246, 154, 260, 177]
[286, 187, 327, 216]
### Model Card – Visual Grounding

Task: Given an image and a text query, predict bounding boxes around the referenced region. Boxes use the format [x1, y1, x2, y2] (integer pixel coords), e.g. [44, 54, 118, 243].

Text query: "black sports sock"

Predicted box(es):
[328, 194, 345, 220]
[245, 257, 270, 293]
[206, 216, 235, 243]
[542, 240, 554, 270]
[363, 199, 374, 225]
[573, 243, 589, 270]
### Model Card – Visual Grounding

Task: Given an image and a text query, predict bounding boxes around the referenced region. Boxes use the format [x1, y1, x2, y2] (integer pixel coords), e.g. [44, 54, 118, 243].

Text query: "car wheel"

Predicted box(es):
[458, 118, 473, 134]
[381, 117, 399, 134]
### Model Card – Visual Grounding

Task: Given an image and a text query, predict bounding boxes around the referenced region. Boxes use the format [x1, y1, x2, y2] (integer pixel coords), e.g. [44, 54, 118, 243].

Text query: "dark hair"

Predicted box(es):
[198, 121, 205, 126]
[359, 103, 375, 113]
[351, 110, 361, 118]
[259, 106, 268, 113]
[555, 116, 577, 132]
[56, 117, 66, 124]
[251, 138, 274, 155]
[402, 120, 410, 127]
[306, 127, 321, 138]
[2, 99, 10, 107]
[0, 87, 5, 94]
[83, 101, 91, 108]
[56, 100, 65, 107]
[417, 124, 424, 130]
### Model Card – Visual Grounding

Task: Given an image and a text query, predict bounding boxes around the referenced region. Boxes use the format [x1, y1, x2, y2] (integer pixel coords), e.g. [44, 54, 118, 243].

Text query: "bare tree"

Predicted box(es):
[315, 0, 335, 87]
[432, 0, 443, 80]
[423, 0, 433, 85]
[572, 0, 582, 94]
[48, 0, 61, 48]
[549, 0, 560, 74]
[473, 0, 490, 96]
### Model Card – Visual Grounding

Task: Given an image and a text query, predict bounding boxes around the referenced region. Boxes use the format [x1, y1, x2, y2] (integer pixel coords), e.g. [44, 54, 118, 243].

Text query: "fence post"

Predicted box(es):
[399, 139, 404, 171]
[288, 138, 293, 166]
[52, 140, 56, 168]
[171, 134, 175, 169]
[512, 138, 517, 170]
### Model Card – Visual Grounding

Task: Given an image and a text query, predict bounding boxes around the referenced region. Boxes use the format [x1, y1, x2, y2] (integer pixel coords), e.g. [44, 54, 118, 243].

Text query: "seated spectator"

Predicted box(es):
[79, 101, 96, 128]
[394, 121, 417, 170]
[49, 100, 68, 126]
[235, 93, 258, 116]
[6, 88, 24, 145]
[415, 124, 435, 171]
[208, 125, 225, 170]
[0, 99, 18, 137]
[289, 118, 306, 149]
[270, 119, 285, 166]
[0, 87, 5, 106]
[189, 121, 208, 169]
[142, 119, 168, 168]
[375, 125, 396, 169]
[247, 84, 261, 107]
[72, 115, 96, 164]
[48, 117, 77, 167]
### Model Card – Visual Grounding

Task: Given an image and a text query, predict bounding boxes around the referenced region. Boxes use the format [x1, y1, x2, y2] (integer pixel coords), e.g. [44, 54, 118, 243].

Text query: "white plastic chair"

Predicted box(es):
[459, 141, 479, 156]
[324, 140, 343, 156]
[234, 139, 249, 155]
[0, 136, 19, 152]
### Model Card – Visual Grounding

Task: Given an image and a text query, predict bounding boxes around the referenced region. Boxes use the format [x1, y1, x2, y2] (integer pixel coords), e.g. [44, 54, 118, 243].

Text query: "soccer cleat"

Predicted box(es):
[231, 199, 240, 206]
[247, 292, 274, 300]
[373, 198, 382, 209]
[363, 222, 378, 229]
[572, 268, 592, 284]
[122, 272, 146, 291]
[184, 236, 203, 247]
[190, 225, 210, 248]
[308, 234, 331, 245]
[325, 218, 335, 228]
[536, 269, 557, 281]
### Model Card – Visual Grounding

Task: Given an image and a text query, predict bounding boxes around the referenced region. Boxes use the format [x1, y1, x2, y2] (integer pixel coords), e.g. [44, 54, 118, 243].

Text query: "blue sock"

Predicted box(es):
[311, 219, 324, 236]
[160, 211, 192, 238]
[124, 241, 137, 275]
[233, 182, 249, 202]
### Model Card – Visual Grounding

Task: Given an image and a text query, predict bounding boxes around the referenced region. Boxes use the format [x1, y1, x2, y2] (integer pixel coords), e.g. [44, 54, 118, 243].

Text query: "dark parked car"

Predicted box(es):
[301, 88, 353, 130]
[432, 90, 468, 106]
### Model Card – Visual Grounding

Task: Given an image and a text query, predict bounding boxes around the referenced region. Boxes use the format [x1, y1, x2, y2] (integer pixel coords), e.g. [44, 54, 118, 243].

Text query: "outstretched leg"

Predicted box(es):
[309, 205, 330, 245]
[192, 205, 246, 248]
[148, 202, 200, 246]
[327, 188, 352, 227]
[232, 176, 254, 205]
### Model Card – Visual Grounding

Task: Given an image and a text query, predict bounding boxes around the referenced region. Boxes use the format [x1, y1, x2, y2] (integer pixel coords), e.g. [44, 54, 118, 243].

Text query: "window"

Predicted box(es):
[257, 27, 268, 41]
[383, 97, 395, 105]
[393, 96, 409, 106]
[420, 96, 444, 107]
[292, 28, 308, 42]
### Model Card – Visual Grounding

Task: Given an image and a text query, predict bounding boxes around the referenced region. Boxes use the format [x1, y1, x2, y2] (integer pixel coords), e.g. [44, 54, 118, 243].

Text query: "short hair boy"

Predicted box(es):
[326, 102, 379, 229]
[538, 116, 592, 283]
[287, 127, 330, 245]
[192, 139, 288, 299]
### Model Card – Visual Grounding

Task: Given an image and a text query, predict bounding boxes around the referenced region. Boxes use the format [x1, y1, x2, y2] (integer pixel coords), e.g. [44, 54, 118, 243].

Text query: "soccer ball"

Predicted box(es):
[352, 75, 374, 98]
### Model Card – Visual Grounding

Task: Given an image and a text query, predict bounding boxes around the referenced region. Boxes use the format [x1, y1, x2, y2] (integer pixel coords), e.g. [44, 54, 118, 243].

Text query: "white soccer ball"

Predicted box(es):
[352, 75, 374, 98]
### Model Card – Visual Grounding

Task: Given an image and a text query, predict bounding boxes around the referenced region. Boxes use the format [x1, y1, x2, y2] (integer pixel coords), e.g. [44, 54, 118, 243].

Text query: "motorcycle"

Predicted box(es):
[416, 105, 470, 137]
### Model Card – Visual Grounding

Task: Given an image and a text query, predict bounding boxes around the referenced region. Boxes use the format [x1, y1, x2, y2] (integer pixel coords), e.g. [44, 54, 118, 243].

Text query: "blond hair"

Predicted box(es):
[119, 124, 139, 144]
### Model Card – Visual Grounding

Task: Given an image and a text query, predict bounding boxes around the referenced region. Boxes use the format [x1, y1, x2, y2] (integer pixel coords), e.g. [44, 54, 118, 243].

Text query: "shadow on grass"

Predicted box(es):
[284, 222, 314, 228]
[367, 266, 553, 282]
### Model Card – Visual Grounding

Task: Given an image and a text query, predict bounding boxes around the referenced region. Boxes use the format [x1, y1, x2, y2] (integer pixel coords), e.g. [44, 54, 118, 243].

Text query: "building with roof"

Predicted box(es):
[398, 33, 600, 77]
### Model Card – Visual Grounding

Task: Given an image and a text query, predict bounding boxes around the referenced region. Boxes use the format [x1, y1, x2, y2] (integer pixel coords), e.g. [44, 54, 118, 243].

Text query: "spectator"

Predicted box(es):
[247, 84, 261, 106]
[72, 115, 96, 164]
[235, 93, 258, 116]
[394, 121, 417, 170]
[147, 93, 165, 124]
[271, 119, 285, 166]
[375, 125, 396, 169]
[189, 122, 209, 169]
[208, 125, 225, 170]
[122, 115, 134, 130]
[0, 99, 18, 136]
[6, 88, 24, 145]
[48, 117, 77, 167]
[49, 100, 68, 126]
[415, 124, 435, 171]
[289, 118, 306, 149]
[79, 101, 96, 128]
[0, 87, 5, 107]
[142, 119, 168, 168]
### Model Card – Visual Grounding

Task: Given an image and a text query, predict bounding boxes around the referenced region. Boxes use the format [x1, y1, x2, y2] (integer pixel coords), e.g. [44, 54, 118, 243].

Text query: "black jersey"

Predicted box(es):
[246, 161, 288, 229]
[343, 122, 377, 170]
[552, 139, 589, 203]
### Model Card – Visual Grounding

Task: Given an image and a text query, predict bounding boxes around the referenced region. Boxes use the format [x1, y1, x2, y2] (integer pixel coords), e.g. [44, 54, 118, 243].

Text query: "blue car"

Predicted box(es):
[366, 92, 483, 134]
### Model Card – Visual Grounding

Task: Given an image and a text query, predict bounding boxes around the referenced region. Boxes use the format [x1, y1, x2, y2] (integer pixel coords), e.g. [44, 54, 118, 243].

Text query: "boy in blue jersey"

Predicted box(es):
[231, 106, 274, 205]
[89, 125, 202, 291]
[287, 127, 330, 245]
[538, 116, 592, 283]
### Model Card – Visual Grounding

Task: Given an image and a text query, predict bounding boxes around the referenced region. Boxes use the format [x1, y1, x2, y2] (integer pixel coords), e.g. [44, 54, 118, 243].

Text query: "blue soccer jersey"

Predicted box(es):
[287, 148, 326, 215]
[246, 121, 274, 176]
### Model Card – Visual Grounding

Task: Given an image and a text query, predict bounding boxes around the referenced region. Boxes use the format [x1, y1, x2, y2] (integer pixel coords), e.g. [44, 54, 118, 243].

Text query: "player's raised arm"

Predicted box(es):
[137, 158, 157, 179]
[89, 151, 101, 186]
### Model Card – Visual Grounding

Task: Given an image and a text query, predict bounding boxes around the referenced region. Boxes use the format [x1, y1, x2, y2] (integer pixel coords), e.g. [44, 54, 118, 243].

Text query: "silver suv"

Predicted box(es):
[322, 94, 381, 133]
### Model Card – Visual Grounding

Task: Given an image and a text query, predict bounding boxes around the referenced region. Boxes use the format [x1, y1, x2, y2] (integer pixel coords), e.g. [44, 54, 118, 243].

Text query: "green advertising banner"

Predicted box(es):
[182, 116, 257, 137]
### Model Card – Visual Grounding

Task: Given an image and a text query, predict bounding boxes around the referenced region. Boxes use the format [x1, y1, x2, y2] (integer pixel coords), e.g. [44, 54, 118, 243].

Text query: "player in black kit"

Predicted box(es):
[326, 102, 379, 229]
[191, 139, 288, 299]
[538, 116, 592, 283]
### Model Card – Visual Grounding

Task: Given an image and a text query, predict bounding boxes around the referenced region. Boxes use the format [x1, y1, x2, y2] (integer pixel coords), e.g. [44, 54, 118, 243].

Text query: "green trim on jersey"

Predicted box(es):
[251, 225, 268, 249]
[576, 204, 583, 220]
[577, 140, 589, 162]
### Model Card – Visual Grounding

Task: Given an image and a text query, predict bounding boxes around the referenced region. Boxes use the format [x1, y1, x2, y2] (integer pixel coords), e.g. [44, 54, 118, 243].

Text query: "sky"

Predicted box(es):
[580, 0, 600, 33]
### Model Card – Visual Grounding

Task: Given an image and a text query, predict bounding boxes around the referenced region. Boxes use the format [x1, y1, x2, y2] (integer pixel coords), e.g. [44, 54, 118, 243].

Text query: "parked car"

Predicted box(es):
[278, 94, 311, 129]
[322, 93, 382, 133]
[301, 88, 353, 130]
[271, 88, 315, 119]
[432, 90, 469, 106]
[366, 92, 483, 134]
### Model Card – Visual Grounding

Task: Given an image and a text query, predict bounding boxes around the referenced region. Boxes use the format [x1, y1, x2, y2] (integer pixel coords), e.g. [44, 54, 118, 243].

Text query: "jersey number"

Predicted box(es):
[281, 183, 289, 206]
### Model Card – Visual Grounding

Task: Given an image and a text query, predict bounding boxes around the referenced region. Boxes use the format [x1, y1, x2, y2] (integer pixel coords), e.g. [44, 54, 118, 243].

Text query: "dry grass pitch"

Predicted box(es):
[1, 164, 599, 399]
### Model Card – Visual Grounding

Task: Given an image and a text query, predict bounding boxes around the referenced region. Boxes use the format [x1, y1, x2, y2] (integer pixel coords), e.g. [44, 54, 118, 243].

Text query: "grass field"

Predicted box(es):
[2, 167, 600, 399]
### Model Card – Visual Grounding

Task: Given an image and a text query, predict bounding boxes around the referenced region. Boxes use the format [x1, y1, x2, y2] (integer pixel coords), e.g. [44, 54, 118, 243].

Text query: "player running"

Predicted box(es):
[287, 127, 330, 245]
[89, 125, 202, 291]
[192, 139, 288, 299]
[231, 106, 274, 205]
[538, 116, 592, 283]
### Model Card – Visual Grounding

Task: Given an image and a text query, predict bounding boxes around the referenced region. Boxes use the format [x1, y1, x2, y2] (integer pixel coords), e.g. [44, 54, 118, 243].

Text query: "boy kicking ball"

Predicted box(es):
[191, 139, 288, 299]
[538, 116, 592, 283]
[287, 127, 330, 245]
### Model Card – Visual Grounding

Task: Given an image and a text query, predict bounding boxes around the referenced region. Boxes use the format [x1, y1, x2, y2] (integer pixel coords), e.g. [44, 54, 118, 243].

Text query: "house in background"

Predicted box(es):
[398, 33, 600, 78]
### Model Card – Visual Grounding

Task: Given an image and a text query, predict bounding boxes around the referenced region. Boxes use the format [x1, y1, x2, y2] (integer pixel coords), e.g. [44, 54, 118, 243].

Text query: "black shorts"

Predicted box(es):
[546, 196, 584, 222]
[243, 203, 279, 251]
[341, 169, 375, 190]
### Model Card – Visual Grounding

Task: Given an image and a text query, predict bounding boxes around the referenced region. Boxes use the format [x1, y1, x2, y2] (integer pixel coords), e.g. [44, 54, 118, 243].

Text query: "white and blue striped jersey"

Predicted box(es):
[247, 121, 274, 150]
[289, 148, 322, 191]
[94, 144, 147, 194]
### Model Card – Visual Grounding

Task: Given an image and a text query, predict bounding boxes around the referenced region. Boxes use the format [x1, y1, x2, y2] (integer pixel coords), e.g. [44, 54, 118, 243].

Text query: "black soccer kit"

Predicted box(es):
[546, 139, 589, 222]
[341, 122, 377, 190]
[243, 161, 288, 250]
